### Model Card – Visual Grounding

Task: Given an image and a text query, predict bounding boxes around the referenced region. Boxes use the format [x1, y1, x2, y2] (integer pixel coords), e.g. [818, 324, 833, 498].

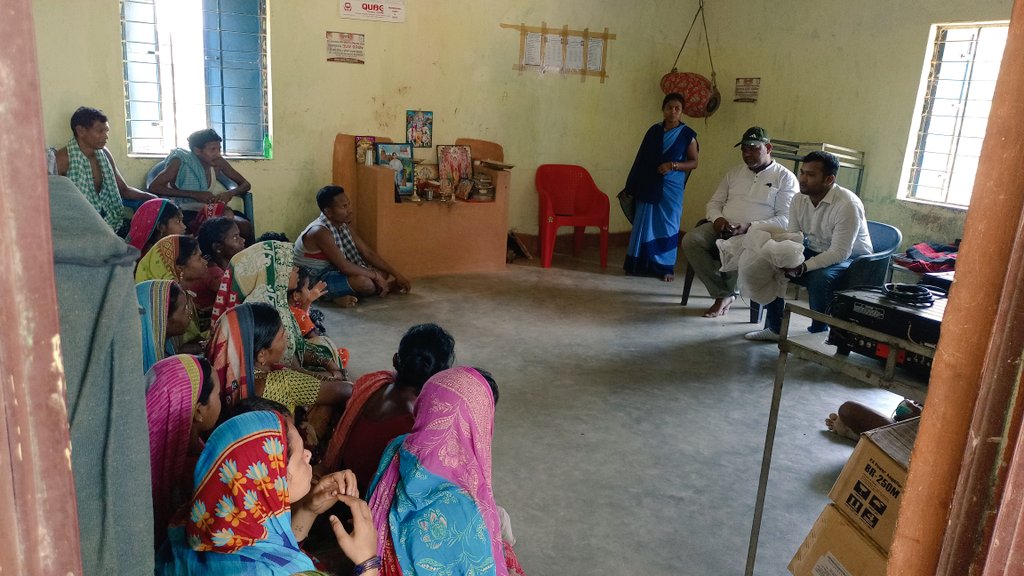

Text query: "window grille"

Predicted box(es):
[121, 0, 269, 158]
[903, 22, 1008, 207]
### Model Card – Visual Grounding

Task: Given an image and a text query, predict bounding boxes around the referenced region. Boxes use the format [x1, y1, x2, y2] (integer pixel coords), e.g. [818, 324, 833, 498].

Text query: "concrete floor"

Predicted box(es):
[318, 245, 906, 575]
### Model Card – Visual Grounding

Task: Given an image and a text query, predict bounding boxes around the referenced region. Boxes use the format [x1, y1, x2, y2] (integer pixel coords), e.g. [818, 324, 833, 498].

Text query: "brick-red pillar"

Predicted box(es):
[0, 0, 85, 574]
[888, 2, 1024, 575]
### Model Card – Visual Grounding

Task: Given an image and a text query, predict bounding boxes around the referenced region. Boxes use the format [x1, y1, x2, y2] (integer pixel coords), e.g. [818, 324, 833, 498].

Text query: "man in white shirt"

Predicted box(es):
[681, 126, 798, 317]
[745, 151, 873, 341]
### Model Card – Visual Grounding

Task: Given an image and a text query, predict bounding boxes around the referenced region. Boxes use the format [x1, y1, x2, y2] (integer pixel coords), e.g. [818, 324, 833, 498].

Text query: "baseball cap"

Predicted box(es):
[734, 126, 770, 147]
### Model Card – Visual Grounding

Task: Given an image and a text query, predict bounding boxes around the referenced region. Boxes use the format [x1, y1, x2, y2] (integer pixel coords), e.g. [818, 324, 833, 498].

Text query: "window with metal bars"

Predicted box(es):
[902, 22, 1008, 207]
[121, 0, 270, 158]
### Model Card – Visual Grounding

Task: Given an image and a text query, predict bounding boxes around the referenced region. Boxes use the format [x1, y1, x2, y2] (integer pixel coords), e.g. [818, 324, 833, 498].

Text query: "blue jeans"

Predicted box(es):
[765, 249, 852, 334]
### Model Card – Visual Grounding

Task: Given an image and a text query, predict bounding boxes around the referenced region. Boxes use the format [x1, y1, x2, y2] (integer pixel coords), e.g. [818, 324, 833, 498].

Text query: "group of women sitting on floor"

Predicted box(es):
[129, 197, 525, 575]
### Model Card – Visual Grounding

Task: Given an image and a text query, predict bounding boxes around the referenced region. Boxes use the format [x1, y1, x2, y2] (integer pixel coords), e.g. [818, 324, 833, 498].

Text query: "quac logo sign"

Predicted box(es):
[338, 0, 405, 22]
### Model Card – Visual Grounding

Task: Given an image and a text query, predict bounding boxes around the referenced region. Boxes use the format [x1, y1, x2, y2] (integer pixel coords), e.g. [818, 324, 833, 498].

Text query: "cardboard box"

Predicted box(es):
[828, 417, 919, 553]
[789, 504, 888, 576]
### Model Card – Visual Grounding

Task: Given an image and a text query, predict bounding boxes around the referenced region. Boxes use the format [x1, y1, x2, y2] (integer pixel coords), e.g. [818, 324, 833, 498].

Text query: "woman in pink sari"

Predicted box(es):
[127, 198, 186, 256]
[145, 354, 222, 547]
[366, 366, 525, 576]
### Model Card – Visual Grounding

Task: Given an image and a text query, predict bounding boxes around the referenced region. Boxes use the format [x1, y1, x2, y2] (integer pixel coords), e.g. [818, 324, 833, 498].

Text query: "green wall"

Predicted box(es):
[34, 0, 1013, 245]
[682, 0, 1011, 247]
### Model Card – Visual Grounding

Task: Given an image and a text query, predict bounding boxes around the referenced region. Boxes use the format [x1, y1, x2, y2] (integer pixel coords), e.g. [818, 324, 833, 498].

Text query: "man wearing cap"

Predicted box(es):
[680, 126, 798, 317]
[744, 150, 873, 342]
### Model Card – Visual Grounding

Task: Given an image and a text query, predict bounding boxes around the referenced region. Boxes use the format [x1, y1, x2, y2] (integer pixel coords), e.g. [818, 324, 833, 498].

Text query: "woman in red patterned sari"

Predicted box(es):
[319, 323, 455, 493]
[156, 410, 381, 575]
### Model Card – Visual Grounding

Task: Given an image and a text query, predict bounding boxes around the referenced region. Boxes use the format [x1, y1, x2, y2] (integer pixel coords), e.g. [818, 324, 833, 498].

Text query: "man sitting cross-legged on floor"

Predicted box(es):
[745, 150, 872, 342]
[681, 126, 797, 317]
[293, 185, 411, 306]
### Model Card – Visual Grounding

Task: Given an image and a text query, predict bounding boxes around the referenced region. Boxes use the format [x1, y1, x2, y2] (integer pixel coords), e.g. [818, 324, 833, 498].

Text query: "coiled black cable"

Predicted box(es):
[848, 283, 947, 308]
[881, 283, 943, 307]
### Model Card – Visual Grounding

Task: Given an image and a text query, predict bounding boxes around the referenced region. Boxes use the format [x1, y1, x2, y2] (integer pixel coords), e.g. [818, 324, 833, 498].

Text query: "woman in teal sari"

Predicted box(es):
[623, 93, 699, 281]
[137, 280, 194, 372]
[366, 367, 525, 575]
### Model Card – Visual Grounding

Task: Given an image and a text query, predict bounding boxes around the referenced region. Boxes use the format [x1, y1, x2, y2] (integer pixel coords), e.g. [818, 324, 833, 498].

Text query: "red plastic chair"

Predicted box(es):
[535, 164, 609, 268]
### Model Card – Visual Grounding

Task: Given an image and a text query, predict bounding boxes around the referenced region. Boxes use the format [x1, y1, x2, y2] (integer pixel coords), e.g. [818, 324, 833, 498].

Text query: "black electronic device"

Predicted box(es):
[920, 271, 954, 291]
[827, 286, 947, 377]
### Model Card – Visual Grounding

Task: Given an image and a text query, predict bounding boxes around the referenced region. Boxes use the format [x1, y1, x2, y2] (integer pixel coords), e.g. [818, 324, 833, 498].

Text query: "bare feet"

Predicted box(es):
[702, 295, 736, 318]
[825, 413, 860, 441]
[331, 295, 359, 308]
[661, 274, 674, 282]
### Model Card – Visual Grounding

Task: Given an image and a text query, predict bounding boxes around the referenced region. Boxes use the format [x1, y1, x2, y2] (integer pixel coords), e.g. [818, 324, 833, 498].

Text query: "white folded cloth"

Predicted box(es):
[718, 223, 805, 305]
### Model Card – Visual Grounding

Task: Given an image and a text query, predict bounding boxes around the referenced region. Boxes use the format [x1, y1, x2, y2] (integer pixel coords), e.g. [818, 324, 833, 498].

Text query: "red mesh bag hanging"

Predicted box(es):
[660, 70, 720, 118]
[660, 1, 719, 118]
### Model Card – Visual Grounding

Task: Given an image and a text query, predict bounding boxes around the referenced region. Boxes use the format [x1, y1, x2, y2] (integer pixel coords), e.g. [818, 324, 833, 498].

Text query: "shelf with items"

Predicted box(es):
[771, 139, 866, 197]
[332, 133, 510, 278]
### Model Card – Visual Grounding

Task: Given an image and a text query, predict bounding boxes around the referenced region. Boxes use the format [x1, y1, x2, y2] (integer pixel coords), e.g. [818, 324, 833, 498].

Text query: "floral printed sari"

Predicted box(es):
[156, 411, 316, 575]
[367, 367, 525, 576]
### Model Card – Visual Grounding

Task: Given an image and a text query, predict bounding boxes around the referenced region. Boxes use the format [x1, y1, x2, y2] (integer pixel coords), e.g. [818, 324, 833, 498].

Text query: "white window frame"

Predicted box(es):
[899, 21, 1009, 209]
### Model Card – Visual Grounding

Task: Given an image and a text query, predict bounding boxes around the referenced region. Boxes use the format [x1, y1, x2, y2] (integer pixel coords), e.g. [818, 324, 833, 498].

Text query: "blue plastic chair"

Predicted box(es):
[838, 220, 903, 289]
[123, 159, 255, 225]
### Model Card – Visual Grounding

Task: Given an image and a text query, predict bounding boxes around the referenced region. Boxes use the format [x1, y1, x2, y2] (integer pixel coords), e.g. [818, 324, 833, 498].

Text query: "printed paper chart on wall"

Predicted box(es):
[501, 22, 615, 82]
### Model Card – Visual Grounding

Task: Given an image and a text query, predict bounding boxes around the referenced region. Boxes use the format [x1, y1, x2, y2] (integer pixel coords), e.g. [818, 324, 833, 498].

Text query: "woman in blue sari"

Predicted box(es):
[623, 93, 699, 281]
[137, 280, 194, 372]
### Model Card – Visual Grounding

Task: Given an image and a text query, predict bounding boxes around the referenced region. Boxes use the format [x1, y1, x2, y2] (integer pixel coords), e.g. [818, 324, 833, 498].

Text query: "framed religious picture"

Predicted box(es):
[354, 135, 376, 165]
[406, 110, 433, 148]
[413, 163, 440, 200]
[375, 142, 414, 196]
[413, 163, 439, 184]
[436, 145, 473, 187]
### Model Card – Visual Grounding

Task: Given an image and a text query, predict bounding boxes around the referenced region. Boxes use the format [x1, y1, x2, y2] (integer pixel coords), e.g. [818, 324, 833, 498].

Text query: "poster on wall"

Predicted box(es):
[734, 77, 761, 102]
[339, 0, 405, 23]
[326, 31, 365, 63]
[406, 110, 433, 148]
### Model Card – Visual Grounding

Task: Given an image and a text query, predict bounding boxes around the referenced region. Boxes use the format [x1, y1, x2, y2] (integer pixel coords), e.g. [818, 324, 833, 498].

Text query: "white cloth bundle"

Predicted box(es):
[717, 223, 805, 305]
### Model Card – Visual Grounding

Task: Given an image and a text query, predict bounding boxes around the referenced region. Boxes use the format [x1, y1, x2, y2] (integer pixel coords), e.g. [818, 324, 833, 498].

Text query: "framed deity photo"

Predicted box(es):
[375, 142, 414, 196]
[413, 163, 439, 184]
[436, 145, 473, 186]
[406, 110, 433, 148]
[354, 135, 376, 164]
